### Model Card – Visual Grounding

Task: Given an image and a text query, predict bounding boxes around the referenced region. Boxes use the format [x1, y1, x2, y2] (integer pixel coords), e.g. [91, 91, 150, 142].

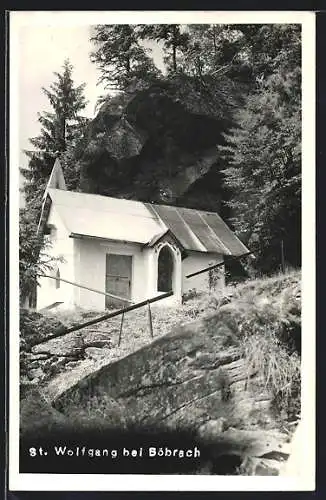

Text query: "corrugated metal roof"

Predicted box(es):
[146, 204, 207, 252]
[200, 212, 248, 256]
[47, 188, 248, 255]
[178, 207, 228, 253]
[147, 203, 248, 256]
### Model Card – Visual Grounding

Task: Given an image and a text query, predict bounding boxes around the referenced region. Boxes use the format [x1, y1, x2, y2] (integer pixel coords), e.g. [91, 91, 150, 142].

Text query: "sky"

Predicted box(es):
[18, 24, 166, 174]
[19, 25, 107, 170]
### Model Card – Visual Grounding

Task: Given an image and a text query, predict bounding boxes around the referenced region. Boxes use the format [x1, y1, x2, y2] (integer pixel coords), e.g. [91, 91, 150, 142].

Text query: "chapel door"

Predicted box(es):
[105, 254, 132, 308]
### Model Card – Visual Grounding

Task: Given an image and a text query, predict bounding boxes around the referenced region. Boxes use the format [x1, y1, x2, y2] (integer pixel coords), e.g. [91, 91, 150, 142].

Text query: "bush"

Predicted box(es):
[182, 288, 199, 303]
[20, 308, 66, 348]
[20, 309, 67, 385]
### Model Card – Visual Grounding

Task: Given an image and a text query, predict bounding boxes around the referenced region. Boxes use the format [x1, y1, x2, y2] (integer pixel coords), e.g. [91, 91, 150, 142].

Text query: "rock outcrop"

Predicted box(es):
[52, 313, 275, 428]
[20, 272, 301, 475]
[77, 75, 242, 211]
[39, 312, 289, 475]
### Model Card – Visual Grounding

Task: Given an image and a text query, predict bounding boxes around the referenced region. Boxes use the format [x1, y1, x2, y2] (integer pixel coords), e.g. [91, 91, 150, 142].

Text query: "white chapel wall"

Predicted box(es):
[182, 251, 225, 296]
[37, 205, 74, 310]
[74, 238, 147, 310]
[37, 209, 226, 311]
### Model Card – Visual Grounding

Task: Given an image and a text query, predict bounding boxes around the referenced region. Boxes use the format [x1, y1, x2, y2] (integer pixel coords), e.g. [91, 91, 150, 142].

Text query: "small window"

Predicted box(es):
[55, 269, 61, 289]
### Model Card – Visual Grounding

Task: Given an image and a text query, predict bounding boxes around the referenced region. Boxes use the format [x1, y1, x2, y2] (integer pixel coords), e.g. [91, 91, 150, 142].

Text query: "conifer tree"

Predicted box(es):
[138, 24, 189, 74]
[182, 25, 246, 78]
[22, 59, 88, 204]
[90, 25, 161, 90]
[220, 25, 301, 272]
[20, 60, 88, 306]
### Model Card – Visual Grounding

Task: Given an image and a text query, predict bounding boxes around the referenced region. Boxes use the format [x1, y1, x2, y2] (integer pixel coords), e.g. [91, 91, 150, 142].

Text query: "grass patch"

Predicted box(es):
[208, 269, 301, 425]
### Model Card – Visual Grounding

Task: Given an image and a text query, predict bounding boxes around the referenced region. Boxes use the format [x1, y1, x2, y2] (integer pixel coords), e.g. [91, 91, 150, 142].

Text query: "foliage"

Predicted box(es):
[90, 25, 161, 90]
[182, 25, 248, 80]
[22, 59, 88, 203]
[19, 198, 63, 305]
[183, 24, 300, 84]
[170, 24, 301, 85]
[220, 24, 301, 273]
[272, 375, 301, 425]
[234, 24, 301, 80]
[86, 24, 300, 267]
[20, 308, 65, 348]
[138, 24, 189, 74]
[242, 333, 300, 421]
[20, 60, 88, 304]
[211, 270, 301, 423]
[59, 128, 91, 191]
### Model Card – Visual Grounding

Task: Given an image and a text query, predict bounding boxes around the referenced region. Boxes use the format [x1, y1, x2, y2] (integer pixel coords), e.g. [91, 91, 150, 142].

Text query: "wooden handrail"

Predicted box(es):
[186, 251, 254, 279]
[31, 290, 173, 347]
[40, 274, 133, 304]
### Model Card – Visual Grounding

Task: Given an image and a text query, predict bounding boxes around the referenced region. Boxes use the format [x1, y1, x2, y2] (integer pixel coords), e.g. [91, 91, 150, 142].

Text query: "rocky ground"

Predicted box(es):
[20, 271, 301, 476]
[20, 297, 205, 397]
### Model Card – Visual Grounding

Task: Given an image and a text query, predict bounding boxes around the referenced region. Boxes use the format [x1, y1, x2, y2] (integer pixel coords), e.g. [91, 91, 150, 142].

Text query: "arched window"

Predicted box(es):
[157, 246, 174, 292]
[55, 268, 61, 289]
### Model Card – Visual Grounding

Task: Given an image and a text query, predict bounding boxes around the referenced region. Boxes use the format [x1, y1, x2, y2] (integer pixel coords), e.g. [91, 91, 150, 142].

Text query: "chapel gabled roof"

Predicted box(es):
[144, 228, 185, 251]
[37, 158, 67, 234]
[43, 188, 249, 256]
[42, 158, 67, 199]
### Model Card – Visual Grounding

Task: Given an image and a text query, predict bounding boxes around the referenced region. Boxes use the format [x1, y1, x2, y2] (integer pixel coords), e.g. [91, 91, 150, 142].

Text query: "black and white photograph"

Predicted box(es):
[9, 10, 315, 491]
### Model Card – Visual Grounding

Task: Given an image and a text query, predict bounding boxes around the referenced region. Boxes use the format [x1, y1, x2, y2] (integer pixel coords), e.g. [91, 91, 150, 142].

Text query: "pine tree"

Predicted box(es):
[20, 60, 88, 306]
[182, 25, 246, 79]
[220, 25, 301, 273]
[22, 59, 88, 204]
[182, 24, 301, 86]
[138, 24, 189, 74]
[90, 25, 161, 90]
[234, 24, 301, 81]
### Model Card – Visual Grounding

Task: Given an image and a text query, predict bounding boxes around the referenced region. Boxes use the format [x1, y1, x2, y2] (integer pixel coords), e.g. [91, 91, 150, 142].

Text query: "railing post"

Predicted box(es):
[31, 290, 173, 347]
[118, 311, 125, 347]
[147, 301, 154, 338]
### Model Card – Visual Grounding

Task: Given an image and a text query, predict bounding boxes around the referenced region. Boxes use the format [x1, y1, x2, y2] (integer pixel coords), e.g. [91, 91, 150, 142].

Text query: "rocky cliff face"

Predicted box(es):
[77, 75, 243, 212]
[21, 315, 291, 475]
[53, 315, 273, 431]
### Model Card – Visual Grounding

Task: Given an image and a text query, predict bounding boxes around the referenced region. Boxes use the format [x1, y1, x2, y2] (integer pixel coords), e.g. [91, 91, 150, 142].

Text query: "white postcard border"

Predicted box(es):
[9, 10, 316, 491]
